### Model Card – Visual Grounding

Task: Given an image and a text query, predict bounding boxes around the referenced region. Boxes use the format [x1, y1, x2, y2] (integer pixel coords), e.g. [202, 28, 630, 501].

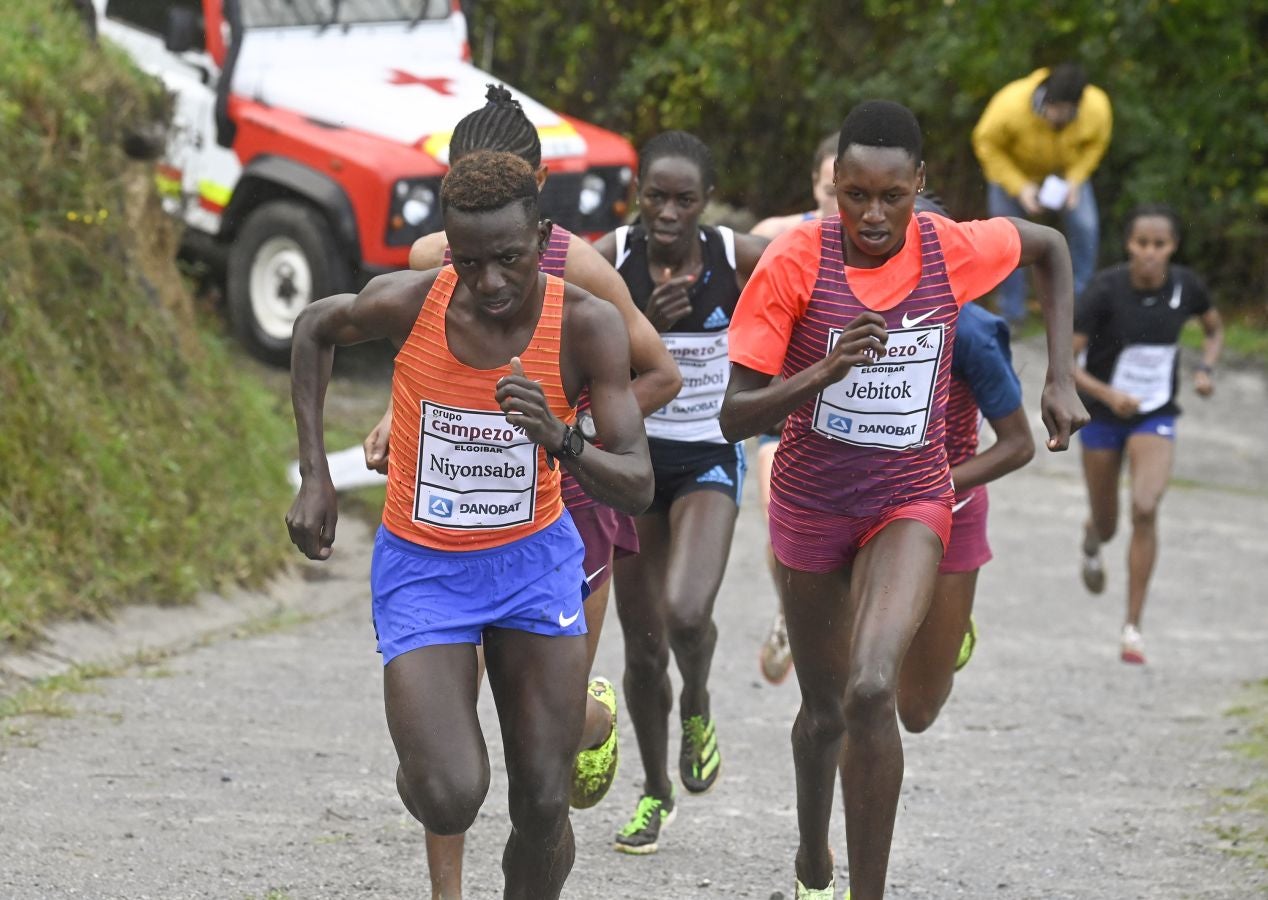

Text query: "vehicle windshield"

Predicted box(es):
[239, 0, 450, 28]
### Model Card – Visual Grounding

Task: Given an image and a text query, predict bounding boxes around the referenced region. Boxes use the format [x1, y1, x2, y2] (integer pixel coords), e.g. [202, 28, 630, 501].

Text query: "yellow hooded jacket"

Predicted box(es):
[972, 68, 1112, 197]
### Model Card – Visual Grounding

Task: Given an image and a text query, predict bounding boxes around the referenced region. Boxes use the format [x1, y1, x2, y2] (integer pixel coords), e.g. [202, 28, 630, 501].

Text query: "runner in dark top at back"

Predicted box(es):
[1074, 203, 1222, 665]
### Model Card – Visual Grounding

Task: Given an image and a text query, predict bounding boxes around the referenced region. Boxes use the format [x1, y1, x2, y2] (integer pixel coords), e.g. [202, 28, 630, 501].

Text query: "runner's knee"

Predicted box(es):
[843, 670, 897, 725]
[397, 759, 489, 835]
[666, 604, 714, 652]
[792, 694, 847, 746]
[1130, 496, 1160, 529]
[622, 625, 669, 676]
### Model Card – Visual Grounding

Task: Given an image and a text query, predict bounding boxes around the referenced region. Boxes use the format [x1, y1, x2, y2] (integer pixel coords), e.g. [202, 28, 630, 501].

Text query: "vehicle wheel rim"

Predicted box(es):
[249, 236, 314, 341]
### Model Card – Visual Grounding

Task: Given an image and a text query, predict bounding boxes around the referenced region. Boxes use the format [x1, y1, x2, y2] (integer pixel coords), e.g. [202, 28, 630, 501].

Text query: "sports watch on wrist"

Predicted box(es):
[557, 423, 585, 460]
[577, 412, 597, 443]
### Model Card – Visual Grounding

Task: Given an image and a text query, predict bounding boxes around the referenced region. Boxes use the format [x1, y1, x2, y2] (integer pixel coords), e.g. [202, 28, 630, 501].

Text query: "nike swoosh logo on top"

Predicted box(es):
[952, 494, 974, 514]
[901, 308, 937, 328]
[558, 609, 582, 628]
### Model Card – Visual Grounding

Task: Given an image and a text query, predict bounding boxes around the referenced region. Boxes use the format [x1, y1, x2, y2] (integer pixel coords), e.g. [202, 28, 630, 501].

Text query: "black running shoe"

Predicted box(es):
[679, 714, 720, 793]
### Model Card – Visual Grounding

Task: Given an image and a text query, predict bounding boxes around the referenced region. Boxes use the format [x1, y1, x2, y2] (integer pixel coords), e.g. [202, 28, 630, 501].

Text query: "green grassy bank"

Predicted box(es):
[0, 5, 293, 647]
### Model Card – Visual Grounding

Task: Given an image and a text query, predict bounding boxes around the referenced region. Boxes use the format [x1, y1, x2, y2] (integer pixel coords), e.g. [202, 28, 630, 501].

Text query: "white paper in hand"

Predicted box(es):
[288, 446, 388, 492]
[1038, 175, 1069, 211]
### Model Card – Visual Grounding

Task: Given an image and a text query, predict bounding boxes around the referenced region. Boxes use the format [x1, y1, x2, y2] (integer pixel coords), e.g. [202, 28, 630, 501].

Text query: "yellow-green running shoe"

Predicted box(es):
[570, 677, 618, 809]
[955, 616, 977, 672]
[680, 714, 721, 793]
[795, 876, 836, 899]
[613, 790, 676, 854]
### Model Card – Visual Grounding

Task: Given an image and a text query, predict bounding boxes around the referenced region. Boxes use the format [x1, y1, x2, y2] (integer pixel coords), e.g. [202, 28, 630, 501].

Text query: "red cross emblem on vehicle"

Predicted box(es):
[387, 70, 455, 94]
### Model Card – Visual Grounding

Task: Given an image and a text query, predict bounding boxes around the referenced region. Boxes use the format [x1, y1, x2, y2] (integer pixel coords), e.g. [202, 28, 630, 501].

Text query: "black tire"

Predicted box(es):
[226, 199, 351, 366]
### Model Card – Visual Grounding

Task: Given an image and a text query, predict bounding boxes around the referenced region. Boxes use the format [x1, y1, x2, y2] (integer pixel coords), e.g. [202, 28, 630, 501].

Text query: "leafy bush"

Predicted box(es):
[471, 0, 1267, 310]
[0, 4, 293, 645]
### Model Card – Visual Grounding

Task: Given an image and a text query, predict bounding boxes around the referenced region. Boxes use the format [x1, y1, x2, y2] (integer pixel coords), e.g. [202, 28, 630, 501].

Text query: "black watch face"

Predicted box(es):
[567, 427, 585, 456]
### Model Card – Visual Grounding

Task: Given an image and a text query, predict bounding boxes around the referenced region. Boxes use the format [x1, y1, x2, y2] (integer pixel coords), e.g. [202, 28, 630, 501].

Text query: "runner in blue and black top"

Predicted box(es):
[594, 130, 768, 854]
[1074, 203, 1223, 665]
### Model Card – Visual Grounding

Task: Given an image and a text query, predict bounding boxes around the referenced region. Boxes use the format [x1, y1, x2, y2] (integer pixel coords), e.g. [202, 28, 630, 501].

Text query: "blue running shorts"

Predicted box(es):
[1080, 413, 1176, 452]
[370, 511, 589, 665]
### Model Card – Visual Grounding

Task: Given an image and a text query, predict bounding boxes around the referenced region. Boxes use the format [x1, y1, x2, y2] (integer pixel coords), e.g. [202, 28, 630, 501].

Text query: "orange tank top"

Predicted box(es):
[382, 267, 574, 551]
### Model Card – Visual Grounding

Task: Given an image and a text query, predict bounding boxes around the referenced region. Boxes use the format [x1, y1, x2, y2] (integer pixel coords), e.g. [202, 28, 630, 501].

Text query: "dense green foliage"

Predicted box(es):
[472, 0, 1267, 309]
[0, 4, 293, 645]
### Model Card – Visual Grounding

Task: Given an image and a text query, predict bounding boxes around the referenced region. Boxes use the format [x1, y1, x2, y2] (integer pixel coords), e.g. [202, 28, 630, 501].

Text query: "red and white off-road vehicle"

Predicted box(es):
[95, 0, 636, 362]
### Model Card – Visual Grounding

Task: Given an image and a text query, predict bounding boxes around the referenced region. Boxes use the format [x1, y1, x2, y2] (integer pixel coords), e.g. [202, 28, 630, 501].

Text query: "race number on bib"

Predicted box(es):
[646, 331, 729, 444]
[811, 325, 944, 450]
[1110, 344, 1176, 414]
[414, 402, 538, 530]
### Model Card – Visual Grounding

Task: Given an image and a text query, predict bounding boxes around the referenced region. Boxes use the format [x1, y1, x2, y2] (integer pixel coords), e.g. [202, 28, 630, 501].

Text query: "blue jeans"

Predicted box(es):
[987, 180, 1099, 324]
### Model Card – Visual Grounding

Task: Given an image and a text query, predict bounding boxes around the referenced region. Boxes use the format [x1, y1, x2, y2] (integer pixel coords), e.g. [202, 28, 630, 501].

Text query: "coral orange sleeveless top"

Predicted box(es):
[382, 267, 574, 551]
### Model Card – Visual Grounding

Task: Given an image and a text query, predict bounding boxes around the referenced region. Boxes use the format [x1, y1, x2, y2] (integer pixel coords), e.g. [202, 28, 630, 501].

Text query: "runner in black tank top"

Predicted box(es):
[594, 130, 769, 854]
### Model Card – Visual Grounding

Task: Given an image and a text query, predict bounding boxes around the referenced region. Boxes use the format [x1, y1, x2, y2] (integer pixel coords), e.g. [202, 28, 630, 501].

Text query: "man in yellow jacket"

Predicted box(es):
[973, 63, 1112, 326]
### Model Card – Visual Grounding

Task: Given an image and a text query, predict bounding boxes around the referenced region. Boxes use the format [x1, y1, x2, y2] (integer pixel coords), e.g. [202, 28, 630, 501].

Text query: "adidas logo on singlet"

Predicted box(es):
[703, 306, 730, 329]
[696, 465, 734, 487]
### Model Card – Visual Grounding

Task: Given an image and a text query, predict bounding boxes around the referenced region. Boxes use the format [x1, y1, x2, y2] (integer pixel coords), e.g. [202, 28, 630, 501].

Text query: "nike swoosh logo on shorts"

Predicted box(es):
[901, 308, 937, 328]
[952, 494, 974, 514]
[585, 565, 608, 584]
[558, 608, 582, 628]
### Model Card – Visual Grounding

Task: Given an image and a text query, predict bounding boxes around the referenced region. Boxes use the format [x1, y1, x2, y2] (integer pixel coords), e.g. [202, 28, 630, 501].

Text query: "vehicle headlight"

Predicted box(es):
[387, 178, 443, 246]
[578, 174, 606, 217]
[401, 185, 436, 226]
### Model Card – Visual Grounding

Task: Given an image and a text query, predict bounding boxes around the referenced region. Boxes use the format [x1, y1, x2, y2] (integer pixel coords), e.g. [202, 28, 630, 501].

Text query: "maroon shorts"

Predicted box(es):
[568, 503, 640, 590]
[937, 485, 991, 575]
[769, 494, 953, 574]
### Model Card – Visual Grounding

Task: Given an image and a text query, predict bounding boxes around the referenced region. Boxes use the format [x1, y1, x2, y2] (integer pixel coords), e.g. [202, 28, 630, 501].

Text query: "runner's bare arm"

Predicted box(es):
[407, 230, 449, 271]
[750, 214, 802, 240]
[732, 233, 771, 290]
[559, 289, 653, 513]
[948, 406, 1035, 494]
[719, 311, 889, 442]
[565, 235, 682, 415]
[1194, 307, 1223, 397]
[288, 272, 431, 559]
[1011, 218, 1090, 451]
[1071, 332, 1140, 418]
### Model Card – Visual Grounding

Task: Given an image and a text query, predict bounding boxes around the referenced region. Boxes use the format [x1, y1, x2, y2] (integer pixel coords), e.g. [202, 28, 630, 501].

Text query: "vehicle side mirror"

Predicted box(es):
[164, 7, 204, 53]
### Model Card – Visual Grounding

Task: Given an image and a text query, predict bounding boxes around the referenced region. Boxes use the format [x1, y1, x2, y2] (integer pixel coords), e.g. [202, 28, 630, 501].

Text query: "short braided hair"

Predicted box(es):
[441, 150, 539, 217]
[450, 84, 542, 168]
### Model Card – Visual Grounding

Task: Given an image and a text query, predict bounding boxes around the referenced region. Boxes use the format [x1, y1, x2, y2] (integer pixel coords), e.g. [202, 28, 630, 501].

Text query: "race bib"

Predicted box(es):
[413, 402, 538, 529]
[1110, 344, 1176, 414]
[646, 332, 729, 444]
[811, 325, 944, 450]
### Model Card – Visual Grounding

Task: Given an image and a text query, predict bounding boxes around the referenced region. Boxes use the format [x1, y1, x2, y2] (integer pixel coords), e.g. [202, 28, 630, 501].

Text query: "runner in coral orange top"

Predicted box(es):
[720, 100, 1087, 900]
[286, 151, 651, 900]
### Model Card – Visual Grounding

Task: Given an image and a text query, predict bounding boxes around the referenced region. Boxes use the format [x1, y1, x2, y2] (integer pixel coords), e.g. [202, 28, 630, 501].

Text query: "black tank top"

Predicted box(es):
[613, 224, 740, 445]
[613, 224, 742, 332]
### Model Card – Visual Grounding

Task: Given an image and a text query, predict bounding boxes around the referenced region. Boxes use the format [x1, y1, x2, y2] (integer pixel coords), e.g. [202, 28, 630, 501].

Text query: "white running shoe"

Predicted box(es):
[759, 611, 794, 684]
[1120, 624, 1146, 665]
